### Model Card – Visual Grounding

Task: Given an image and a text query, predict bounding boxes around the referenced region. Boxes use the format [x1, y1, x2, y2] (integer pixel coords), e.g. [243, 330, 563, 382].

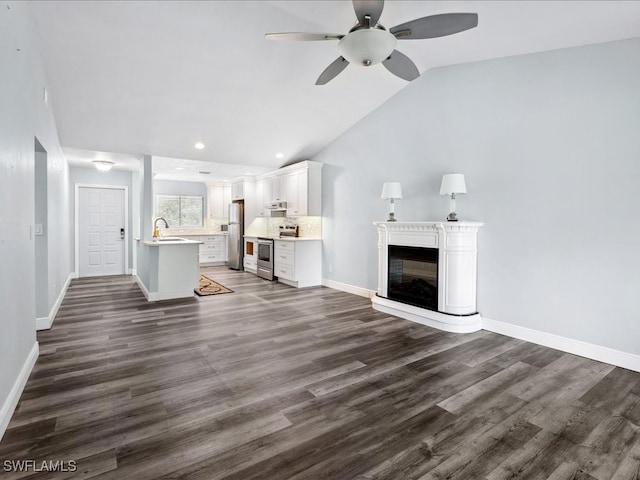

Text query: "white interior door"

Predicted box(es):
[78, 187, 125, 277]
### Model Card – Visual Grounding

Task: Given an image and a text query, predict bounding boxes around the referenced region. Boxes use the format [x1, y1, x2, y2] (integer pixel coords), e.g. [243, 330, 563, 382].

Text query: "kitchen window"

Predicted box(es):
[155, 195, 204, 227]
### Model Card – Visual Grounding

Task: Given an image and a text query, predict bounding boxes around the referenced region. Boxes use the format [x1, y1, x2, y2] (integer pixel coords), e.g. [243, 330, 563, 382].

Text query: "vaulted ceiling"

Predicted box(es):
[30, 0, 640, 178]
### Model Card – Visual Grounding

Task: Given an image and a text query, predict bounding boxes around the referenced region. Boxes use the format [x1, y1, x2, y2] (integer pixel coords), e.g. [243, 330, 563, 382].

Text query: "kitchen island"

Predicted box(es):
[135, 237, 202, 301]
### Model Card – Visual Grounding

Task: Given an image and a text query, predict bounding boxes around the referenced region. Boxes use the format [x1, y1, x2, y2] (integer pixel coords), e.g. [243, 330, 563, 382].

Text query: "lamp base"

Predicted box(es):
[446, 212, 458, 222]
[387, 212, 397, 222]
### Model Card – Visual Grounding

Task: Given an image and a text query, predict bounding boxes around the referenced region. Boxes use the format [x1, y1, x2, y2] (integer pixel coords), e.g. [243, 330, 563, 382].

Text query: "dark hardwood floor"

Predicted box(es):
[1, 266, 639, 479]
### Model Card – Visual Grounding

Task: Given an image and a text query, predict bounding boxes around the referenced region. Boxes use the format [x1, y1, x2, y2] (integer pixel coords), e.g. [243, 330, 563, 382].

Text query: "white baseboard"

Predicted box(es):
[134, 275, 151, 300]
[128, 268, 137, 275]
[134, 275, 193, 301]
[482, 317, 640, 373]
[322, 278, 376, 299]
[36, 272, 74, 331]
[0, 342, 39, 441]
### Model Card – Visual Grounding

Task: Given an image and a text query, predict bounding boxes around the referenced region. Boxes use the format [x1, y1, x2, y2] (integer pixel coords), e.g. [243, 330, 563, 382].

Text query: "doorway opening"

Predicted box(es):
[34, 138, 49, 323]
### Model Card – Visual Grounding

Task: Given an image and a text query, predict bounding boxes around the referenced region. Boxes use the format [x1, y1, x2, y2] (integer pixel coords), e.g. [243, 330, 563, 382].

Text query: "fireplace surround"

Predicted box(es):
[373, 221, 483, 333]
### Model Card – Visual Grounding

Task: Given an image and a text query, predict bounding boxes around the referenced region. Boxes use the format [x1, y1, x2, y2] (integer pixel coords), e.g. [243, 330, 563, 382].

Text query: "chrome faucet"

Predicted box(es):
[153, 217, 169, 238]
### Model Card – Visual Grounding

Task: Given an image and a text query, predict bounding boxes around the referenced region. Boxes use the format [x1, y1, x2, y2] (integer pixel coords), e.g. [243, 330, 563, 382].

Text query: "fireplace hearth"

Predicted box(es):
[373, 221, 483, 333]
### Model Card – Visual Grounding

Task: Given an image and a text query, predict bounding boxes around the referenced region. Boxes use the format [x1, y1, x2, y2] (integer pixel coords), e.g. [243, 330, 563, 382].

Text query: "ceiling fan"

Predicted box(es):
[266, 0, 478, 85]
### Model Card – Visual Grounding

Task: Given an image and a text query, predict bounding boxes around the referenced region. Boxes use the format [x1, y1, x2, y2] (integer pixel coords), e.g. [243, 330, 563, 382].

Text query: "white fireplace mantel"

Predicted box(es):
[373, 221, 483, 333]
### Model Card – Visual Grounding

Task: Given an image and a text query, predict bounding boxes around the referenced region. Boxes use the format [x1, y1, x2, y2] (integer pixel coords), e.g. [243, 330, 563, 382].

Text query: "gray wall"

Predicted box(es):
[69, 167, 134, 269]
[0, 2, 72, 430]
[316, 37, 640, 356]
[154, 180, 207, 197]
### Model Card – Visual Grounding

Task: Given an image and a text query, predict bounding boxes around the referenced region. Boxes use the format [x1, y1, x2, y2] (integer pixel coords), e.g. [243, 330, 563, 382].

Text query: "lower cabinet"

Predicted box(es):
[274, 240, 322, 288]
[199, 235, 227, 264]
[177, 234, 228, 264]
[244, 236, 257, 272]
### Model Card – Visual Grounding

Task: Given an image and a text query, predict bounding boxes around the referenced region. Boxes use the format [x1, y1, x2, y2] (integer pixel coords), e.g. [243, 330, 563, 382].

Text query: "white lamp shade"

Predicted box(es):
[339, 29, 397, 66]
[381, 182, 403, 200]
[440, 174, 467, 195]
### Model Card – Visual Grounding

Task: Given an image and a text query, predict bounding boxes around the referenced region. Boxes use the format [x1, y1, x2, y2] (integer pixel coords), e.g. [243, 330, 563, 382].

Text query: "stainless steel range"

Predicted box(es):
[257, 237, 274, 281]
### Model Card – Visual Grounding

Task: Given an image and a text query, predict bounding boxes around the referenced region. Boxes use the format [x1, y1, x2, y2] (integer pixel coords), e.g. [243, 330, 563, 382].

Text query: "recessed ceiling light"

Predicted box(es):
[244, 172, 253, 175]
[194, 142, 205, 150]
[175, 167, 185, 171]
[275, 152, 284, 159]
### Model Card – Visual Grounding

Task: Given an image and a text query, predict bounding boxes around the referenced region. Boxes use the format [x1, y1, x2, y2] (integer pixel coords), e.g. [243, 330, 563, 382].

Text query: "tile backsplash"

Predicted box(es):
[267, 216, 321, 238]
[245, 216, 322, 238]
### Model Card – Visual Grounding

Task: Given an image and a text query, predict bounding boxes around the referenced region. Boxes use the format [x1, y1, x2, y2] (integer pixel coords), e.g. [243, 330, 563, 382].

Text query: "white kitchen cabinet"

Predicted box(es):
[264, 176, 282, 203]
[284, 162, 321, 216]
[223, 186, 231, 215]
[199, 235, 227, 264]
[282, 169, 309, 216]
[243, 236, 257, 272]
[231, 180, 244, 200]
[209, 185, 231, 218]
[255, 176, 283, 217]
[254, 180, 265, 217]
[274, 239, 322, 288]
[254, 161, 322, 217]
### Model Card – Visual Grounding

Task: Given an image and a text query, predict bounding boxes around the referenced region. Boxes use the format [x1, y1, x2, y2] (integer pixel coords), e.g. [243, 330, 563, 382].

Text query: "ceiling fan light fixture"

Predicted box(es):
[338, 28, 396, 66]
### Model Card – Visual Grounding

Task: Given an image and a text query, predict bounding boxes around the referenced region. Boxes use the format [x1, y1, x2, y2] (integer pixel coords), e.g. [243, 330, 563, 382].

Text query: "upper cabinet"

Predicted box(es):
[231, 180, 244, 200]
[284, 162, 321, 216]
[209, 185, 231, 218]
[255, 175, 288, 217]
[235, 162, 322, 220]
[254, 161, 322, 217]
[263, 176, 282, 203]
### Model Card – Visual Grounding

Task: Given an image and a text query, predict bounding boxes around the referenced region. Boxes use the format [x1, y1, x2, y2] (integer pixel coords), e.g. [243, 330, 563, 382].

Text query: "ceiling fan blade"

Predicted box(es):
[316, 57, 349, 85]
[265, 32, 343, 41]
[390, 13, 478, 39]
[352, 0, 385, 27]
[382, 50, 420, 81]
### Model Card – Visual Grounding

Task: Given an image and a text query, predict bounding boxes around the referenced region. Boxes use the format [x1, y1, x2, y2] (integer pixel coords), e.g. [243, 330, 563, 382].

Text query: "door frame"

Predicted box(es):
[74, 183, 129, 278]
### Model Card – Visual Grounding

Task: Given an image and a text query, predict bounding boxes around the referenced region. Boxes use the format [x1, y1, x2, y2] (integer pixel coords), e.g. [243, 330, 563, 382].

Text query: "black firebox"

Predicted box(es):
[387, 245, 438, 311]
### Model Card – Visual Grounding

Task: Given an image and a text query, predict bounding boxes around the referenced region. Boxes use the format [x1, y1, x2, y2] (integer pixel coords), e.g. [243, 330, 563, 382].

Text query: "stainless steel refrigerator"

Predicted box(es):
[228, 200, 244, 270]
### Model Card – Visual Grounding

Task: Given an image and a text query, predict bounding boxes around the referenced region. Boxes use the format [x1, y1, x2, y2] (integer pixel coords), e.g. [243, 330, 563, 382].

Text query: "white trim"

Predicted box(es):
[0, 342, 39, 441]
[36, 272, 73, 330]
[134, 275, 194, 301]
[74, 183, 129, 278]
[372, 295, 482, 333]
[322, 278, 375, 299]
[482, 317, 640, 373]
[128, 268, 136, 275]
[134, 275, 151, 300]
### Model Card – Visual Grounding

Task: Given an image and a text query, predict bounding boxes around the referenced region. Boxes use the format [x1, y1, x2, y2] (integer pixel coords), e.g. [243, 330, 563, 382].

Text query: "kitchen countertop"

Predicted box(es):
[142, 238, 202, 246]
[168, 232, 227, 236]
[244, 235, 321, 242]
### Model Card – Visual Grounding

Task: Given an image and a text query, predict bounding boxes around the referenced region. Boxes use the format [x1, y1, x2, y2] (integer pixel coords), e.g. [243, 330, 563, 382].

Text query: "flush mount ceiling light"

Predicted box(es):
[92, 160, 114, 172]
[194, 142, 205, 150]
[266, 0, 478, 85]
